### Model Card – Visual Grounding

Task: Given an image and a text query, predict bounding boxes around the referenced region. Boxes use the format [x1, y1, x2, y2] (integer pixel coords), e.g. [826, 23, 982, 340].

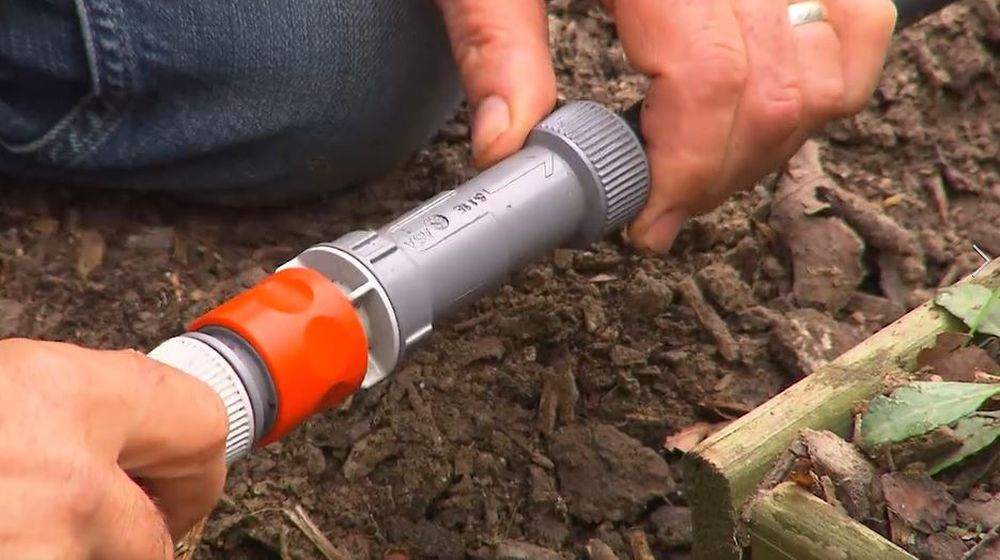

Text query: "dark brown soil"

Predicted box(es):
[1, 1, 997, 559]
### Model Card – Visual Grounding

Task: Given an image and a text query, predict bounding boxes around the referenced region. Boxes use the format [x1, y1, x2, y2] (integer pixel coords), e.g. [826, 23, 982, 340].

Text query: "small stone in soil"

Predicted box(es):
[585, 539, 619, 560]
[846, 292, 904, 326]
[529, 465, 558, 504]
[623, 269, 673, 319]
[581, 296, 607, 333]
[649, 505, 692, 548]
[492, 540, 562, 560]
[925, 533, 969, 560]
[342, 427, 399, 481]
[0, 298, 25, 338]
[549, 423, 674, 524]
[733, 305, 782, 333]
[725, 237, 761, 282]
[696, 262, 756, 313]
[527, 512, 571, 549]
[573, 250, 624, 273]
[124, 226, 175, 250]
[459, 337, 506, 365]
[769, 308, 858, 378]
[383, 518, 466, 560]
[957, 492, 1000, 528]
[610, 344, 645, 366]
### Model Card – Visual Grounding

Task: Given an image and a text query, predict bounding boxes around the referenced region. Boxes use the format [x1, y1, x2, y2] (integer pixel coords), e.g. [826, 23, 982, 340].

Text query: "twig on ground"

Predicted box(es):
[911, 41, 952, 87]
[453, 311, 495, 332]
[175, 519, 206, 560]
[503, 498, 524, 539]
[585, 539, 620, 560]
[400, 373, 443, 445]
[537, 352, 579, 436]
[625, 529, 656, 560]
[768, 141, 865, 312]
[283, 505, 352, 560]
[815, 184, 922, 258]
[678, 277, 740, 363]
[924, 174, 950, 223]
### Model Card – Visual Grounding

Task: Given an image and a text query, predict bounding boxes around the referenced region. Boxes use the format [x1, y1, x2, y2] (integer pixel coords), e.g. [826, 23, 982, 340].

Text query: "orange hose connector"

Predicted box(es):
[190, 267, 368, 445]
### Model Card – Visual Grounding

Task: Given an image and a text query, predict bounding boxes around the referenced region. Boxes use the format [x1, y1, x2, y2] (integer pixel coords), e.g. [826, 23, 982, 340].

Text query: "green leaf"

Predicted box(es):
[928, 412, 1000, 475]
[935, 284, 1000, 337]
[859, 382, 1000, 446]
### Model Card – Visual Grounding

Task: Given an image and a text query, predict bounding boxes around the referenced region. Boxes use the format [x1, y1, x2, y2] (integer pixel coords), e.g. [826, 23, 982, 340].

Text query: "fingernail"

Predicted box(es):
[639, 209, 686, 255]
[472, 95, 510, 162]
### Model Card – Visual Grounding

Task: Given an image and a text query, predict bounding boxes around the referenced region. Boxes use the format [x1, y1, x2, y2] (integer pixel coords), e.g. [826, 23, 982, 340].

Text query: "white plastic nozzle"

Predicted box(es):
[148, 335, 256, 464]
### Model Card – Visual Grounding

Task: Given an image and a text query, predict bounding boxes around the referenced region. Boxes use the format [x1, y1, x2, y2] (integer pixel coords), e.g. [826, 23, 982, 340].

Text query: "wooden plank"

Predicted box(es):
[684, 259, 1000, 560]
[749, 482, 916, 560]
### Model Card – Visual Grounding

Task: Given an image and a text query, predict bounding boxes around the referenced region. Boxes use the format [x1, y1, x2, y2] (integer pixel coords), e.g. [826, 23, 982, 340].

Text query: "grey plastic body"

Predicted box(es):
[149, 101, 649, 463]
[282, 101, 650, 388]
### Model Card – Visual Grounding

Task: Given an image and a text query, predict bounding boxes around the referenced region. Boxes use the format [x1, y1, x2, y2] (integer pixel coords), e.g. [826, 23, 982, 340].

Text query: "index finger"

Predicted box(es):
[47, 343, 230, 540]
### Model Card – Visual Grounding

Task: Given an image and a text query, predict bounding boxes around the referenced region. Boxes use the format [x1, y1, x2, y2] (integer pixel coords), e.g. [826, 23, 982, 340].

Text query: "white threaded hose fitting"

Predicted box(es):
[147, 335, 256, 464]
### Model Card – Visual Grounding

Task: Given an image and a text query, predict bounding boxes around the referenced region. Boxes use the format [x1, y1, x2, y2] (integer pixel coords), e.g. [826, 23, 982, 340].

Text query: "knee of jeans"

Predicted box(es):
[306, 0, 465, 188]
[2, 0, 465, 193]
[154, 0, 464, 193]
[189, 0, 465, 193]
[0, 1, 91, 148]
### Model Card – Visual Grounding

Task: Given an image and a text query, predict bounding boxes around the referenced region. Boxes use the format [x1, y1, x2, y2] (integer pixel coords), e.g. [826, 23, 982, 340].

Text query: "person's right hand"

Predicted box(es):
[436, 0, 897, 253]
[0, 338, 228, 558]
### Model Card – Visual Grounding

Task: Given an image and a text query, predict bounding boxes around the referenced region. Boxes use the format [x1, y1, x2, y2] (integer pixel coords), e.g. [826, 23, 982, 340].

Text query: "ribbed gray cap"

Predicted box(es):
[533, 101, 650, 239]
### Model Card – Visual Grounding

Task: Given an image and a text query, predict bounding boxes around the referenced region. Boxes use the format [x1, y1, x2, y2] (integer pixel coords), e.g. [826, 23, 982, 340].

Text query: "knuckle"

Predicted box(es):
[450, 14, 519, 66]
[0, 339, 74, 390]
[689, 38, 749, 94]
[24, 453, 110, 529]
[807, 77, 847, 118]
[750, 86, 804, 137]
[0, 338, 54, 366]
[60, 458, 107, 522]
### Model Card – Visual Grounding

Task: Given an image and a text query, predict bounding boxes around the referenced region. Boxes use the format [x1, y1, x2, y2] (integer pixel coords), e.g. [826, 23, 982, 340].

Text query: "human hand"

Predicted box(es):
[435, 0, 898, 253]
[0, 339, 228, 558]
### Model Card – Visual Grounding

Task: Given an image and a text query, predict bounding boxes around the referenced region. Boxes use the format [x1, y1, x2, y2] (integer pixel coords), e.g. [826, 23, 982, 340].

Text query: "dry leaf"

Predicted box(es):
[957, 493, 1000, 528]
[881, 471, 955, 534]
[698, 398, 754, 419]
[663, 421, 730, 453]
[917, 332, 1000, 382]
[75, 229, 105, 279]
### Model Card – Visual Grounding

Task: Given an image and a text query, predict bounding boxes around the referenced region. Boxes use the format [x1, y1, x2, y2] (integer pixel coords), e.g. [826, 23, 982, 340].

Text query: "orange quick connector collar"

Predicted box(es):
[190, 267, 368, 445]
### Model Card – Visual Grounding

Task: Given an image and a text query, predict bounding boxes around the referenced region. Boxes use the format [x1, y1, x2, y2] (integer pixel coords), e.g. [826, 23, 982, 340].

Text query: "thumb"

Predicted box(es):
[436, 0, 556, 169]
[102, 349, 230, 541]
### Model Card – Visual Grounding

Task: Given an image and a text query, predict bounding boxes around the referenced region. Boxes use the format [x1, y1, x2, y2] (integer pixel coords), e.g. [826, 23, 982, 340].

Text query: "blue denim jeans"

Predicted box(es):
[0, 0, 462, 199]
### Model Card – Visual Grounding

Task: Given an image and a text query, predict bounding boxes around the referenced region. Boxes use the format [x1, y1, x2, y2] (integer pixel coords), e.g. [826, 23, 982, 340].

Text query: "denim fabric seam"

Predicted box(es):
[0, 0, 136, 167]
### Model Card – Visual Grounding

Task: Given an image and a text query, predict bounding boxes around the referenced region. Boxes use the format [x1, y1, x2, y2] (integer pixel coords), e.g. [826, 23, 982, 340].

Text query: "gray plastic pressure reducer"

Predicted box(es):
[148, 101, 651, 464]
[282, 100, 650, 388]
